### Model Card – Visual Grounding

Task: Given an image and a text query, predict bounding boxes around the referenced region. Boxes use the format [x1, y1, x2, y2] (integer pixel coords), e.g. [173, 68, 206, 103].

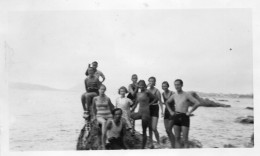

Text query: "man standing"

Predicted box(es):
[165, 79, 201, 148]
[103, 108, 128, 150]
[85, 61, 105, 83]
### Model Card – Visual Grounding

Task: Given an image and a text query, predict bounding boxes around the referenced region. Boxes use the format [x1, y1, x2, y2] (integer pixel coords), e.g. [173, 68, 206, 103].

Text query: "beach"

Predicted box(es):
[9, 88, 253, 150]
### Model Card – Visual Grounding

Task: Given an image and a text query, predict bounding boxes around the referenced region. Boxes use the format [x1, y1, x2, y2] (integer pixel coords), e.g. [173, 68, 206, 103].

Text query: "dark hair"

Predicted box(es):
[92, 61, 98, 64]
[100, 84, 107, 90]
[132, 74, 137, 78]
[148, 76, 156, 82]
[112, 108, 122, 116]
[118, 86, 128, 94]
[138, 80, 147, 88]
[174, 79, 183, 85]
[162, 81, 169, 87]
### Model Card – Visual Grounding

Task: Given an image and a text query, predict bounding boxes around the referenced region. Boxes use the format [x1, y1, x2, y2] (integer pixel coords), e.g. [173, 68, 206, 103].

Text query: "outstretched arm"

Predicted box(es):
[103, 120, 112, 149]
[187, 93, 201, 116]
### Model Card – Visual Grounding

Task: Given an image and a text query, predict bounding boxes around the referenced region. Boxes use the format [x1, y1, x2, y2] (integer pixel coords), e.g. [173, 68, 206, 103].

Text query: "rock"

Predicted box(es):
[77, 120, 144, 150]
[246, 107, 253, 110]
[235, 116, 254, 124]
[189, 91, 231, 108]
[188, 139, 203, 148]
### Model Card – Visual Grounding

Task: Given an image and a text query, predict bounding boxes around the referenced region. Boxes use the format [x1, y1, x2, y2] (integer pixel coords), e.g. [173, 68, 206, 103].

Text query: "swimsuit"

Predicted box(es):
[173, 112, 190, 127]
[163, 91, 175, 120]
[149, 88, 159, 117]
[127, 84, 137, 105]
[96, 96, 113, 119]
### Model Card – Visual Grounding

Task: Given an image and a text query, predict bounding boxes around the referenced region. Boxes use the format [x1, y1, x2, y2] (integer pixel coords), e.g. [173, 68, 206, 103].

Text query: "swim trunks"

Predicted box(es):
[173, 112, 190, 127]
[150, 104, 159, 117]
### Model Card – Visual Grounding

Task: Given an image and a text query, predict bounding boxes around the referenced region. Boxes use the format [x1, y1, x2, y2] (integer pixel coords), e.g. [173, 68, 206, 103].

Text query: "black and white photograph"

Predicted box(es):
[1, 0, 259, 156]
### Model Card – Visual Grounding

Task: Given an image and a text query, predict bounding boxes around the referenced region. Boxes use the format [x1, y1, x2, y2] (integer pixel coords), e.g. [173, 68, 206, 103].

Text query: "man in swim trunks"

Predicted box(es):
[104, 108, 128, 150]
[85, 61, 105, 83]
[166, 79, 201, 148]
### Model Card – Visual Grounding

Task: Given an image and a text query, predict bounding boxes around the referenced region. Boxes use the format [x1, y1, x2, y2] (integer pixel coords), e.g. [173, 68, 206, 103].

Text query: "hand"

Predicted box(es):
[186, 112, 191, 116]
[169, 111, 175, 116]
[161, 112, 164, 118]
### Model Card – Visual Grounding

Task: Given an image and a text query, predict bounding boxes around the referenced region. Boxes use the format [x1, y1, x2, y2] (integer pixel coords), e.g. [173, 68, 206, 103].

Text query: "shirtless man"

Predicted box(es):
[166, 79, 201, 148]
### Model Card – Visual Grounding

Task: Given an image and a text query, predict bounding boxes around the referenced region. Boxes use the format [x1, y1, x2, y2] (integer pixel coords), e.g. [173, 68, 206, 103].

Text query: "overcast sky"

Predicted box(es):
[6, 9, 252, 94]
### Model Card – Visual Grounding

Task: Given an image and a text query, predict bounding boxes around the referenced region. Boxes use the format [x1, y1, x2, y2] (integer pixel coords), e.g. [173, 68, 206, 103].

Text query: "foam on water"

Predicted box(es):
[9, 89, 253, 150]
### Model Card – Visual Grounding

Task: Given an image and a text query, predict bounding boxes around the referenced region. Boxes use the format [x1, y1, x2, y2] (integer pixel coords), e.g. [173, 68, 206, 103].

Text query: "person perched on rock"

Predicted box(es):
[104, 108, 128, 150]
[115, 86, 133, 130]
[81, 67, 101, 118]
[147, 76, 163, 147]
[161, 81, 175, 148]
[130, 80, 158, 149]
[166, 79, 201, 148]
[92, 84, 114, 149]
[85, 61, 106, 83]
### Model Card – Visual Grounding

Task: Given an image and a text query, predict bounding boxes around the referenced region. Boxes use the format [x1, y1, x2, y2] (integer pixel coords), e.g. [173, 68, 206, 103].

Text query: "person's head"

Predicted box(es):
[174, 79, 183, 92]
[118, 86, 128, 96]
[148, 76, 156, 87]
[92, 61, 98, 69]
[112, 108, 123, 121]
[99, 84, 106, 95]
[131, 74, 138, 83]
[87, 67, 95, 76]
[138, 80, 147, 91]
[162, 81, 169, 91]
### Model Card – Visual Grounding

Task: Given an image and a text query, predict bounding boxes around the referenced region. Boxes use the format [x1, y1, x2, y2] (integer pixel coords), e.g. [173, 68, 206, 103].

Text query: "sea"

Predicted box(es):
[9, 89, 254, 151]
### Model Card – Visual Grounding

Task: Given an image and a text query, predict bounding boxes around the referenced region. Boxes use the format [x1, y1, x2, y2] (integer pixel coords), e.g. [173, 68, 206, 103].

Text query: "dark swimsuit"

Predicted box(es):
[149, 89, 159, 117]
[163, 91, 175, 120]
[173, 112, 190, 127]
[127, 84, 137, 106]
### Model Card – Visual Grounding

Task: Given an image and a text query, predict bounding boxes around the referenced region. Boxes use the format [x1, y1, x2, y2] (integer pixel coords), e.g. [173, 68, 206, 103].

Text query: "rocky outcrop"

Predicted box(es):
[189, 92, 231, 107]
[246, 107, 253, 110]
[235, 116, 254, 124]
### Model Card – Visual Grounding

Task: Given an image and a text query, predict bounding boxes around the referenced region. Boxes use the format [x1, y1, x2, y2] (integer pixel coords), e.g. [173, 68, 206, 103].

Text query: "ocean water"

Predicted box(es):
[9, 89, 253, 150]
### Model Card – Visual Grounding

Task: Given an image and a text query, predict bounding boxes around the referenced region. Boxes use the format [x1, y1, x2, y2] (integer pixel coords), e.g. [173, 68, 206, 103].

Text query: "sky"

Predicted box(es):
[5, 9, 253, 95]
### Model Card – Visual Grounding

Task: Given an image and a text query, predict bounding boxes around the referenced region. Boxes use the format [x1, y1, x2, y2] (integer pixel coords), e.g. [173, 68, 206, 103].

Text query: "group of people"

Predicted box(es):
[81, 61, 201, 150]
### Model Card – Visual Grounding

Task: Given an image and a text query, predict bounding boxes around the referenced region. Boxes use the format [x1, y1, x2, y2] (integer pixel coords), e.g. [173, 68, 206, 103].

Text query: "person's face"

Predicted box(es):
[119, 88, 126, 96]
[132, 75, 138, 83]
[174, 81, 183, 92]
[99, 86, 106, 95]
[149, 78, 155, 87]
[114, 110, 122, 121]
[162, 83, 169, 91]
[88, 68, 95, 76]
[92, 63, 98, 69]
[139, 82, 146, 91]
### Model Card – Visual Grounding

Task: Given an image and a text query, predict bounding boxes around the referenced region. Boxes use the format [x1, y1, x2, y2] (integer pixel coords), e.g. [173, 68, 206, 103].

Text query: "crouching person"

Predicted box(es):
[103, 108, 128, 150]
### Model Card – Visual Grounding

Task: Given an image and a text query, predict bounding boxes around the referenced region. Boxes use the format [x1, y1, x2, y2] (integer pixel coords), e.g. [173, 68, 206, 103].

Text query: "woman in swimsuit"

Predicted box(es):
[162, 81, 175, 148]
[115, 86, 133, 130]
[147, 76, 163, 146]
[127, 74, 138, 107]
[81, 67, 101, 119]
[92, 84, 115, 149]
[130, 80, 158, 149]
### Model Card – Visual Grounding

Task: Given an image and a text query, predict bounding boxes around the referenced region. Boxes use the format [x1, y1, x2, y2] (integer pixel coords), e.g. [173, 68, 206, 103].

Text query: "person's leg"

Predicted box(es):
[97, 117, 107, 148]
[173, 125, 181, 148]
[182, 126, 189, 148]
[166, 119, 175, 148]
[151, 116, 160, 145]
[81, 93, 87, 111]
[142, 116, 150, 149]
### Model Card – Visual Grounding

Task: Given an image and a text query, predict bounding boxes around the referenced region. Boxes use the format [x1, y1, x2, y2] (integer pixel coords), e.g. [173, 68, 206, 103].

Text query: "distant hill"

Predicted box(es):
[195, 91, 253, 99]
[9, 82, 60, 91]
[68, 83, 85, 92]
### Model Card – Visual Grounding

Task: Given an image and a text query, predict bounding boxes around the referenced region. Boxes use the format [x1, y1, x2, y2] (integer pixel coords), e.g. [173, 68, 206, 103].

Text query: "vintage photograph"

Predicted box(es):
[6, 9, 253, 151]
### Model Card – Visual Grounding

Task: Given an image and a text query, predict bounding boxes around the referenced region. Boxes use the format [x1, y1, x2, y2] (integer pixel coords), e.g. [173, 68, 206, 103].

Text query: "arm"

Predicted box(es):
[165, 96, 175, 116]
[100, 72, 105, 83]
[108, 98, 115, 113]
[155, 90, 164, 116]
[186, 93, 201, 116]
